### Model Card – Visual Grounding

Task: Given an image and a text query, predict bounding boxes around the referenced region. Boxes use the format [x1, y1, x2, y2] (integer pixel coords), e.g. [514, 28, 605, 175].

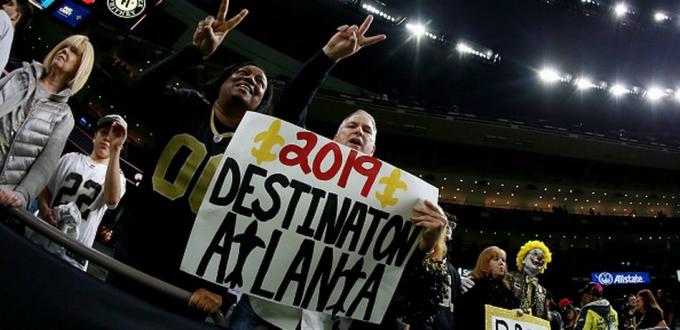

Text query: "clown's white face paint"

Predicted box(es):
[522, 248, 546, 277]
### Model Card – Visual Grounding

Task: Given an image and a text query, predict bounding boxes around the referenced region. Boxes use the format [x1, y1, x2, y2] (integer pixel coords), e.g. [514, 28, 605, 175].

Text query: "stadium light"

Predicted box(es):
[455, 40, 501, 64]
[357, 0, 406, 24]
[653, 11, 670, 22]
[610, 83, 629, 97]
[613, 3, 629, 18]
[405, 22, 445, 42]
[673, 90, 680, 102]
[574, 77, 595, 90]
[538, 67, 562, 83]
[361, 3, 396, 22]
[645, 86, 665, 102]
[595, 81, 608, 90]
[406, 22, 427, 36]
[455, 42, 474, 54]
[580, 0, 601, 17]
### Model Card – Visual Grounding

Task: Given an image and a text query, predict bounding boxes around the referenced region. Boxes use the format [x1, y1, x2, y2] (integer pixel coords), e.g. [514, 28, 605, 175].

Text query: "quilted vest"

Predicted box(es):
[0, 62, 72, 188]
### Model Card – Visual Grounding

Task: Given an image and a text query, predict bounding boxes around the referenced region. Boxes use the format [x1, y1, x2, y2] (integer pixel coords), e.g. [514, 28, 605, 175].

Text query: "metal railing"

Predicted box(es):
[3, 206, 227, 326]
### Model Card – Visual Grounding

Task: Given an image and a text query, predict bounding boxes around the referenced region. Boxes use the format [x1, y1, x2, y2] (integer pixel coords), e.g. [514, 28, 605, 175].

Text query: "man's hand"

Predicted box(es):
[39, 207, 60, 227]
[98, 225, 113, 242]
[109, 121, 127, 154]
[0, 188, 22, 208]
[192, 0, 248, 58]
[411, 199, 447, 253]
[188, 288, 223, 314]
[322, 15, 386, 63]
[461, 276, 475, 294]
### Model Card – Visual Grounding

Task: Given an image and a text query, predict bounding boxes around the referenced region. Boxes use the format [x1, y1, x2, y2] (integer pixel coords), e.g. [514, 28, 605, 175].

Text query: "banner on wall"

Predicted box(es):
[591, 272, 650, 286]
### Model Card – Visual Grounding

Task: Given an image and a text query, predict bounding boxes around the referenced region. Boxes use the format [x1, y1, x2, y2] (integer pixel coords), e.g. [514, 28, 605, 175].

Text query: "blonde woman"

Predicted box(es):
[0, 34, 94, 208]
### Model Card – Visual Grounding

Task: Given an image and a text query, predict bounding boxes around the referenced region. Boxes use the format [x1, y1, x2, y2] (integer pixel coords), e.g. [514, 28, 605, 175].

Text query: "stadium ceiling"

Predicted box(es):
[187, 0, 680, 142]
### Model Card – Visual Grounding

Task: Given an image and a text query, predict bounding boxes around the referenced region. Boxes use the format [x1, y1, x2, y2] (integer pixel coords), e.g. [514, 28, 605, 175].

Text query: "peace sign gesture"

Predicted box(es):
[322, 15, 387, 63]
[193, 0, 248, 58]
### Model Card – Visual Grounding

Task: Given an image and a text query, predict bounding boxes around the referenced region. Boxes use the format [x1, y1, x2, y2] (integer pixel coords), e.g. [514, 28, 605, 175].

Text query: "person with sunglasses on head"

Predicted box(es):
[0, 35, 94, 209]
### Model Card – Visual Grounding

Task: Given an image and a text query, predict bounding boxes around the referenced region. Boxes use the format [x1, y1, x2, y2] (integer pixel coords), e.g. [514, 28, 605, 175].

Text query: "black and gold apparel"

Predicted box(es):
[111, 44, 335, 315]
[506, 271, 548, 319]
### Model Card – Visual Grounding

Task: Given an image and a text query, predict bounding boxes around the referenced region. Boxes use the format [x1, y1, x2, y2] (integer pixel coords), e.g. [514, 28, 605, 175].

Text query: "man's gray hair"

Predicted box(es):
[336, 109, 377, 137]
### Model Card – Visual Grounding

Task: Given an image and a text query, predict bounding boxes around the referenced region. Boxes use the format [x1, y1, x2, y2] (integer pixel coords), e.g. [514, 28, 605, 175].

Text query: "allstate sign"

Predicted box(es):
[597, 272, 614, 285]
[591, 272, 650, 286]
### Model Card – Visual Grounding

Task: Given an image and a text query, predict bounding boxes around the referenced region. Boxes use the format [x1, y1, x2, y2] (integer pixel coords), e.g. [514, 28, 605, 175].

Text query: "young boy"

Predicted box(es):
[34, 114, 127, 271]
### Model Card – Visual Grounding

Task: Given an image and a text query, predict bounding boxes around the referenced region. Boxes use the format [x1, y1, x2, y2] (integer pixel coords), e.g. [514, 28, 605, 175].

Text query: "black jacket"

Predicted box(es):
[457, 276, 519, 330]
[110, 44, 335, 317]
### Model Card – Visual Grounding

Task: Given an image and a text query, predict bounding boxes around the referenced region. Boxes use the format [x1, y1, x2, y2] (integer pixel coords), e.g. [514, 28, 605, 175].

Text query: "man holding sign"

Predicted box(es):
[184, 110, 448, 328]
[111, 0, 387, 319]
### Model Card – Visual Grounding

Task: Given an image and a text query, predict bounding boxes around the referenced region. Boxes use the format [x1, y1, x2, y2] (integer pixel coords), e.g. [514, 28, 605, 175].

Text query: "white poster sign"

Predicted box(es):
[181, 112, 438, 323]
[486, 305, 551, 330]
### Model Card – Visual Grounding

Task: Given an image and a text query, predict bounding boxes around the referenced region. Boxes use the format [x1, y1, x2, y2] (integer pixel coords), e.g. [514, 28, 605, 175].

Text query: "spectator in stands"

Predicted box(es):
[30, 114, 127, 271]
[547, 294, 565, 330]
[552, 206, 568, 215]
[574, 282, 618, 330]
[110, 0, 387, 320]
[0, 0, 32, 73]
[632, 289, 668, 329]
[457, 246, 518, 329]
[0, 35, 94, 208]
[429, 215, 468, 329]
[397, 215, 463, 329]
[560, 298, 581, 330]
[621, 294, 637, 329]
[506, 240, 553, 320]
[656, 289, 674, 328]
